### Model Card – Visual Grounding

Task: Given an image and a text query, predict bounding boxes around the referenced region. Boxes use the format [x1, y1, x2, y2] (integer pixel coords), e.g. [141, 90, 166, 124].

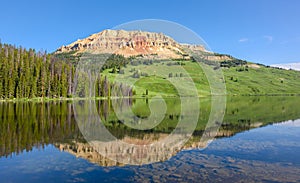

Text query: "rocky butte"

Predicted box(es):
[55, 29, 216, 60]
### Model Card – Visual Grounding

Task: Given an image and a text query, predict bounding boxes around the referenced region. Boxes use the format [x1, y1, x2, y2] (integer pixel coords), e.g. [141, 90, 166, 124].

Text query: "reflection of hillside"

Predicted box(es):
[55, 136, 200, 166]
[55, 127, 247, 167]
[1, 96, 300, 166]
[55, 142, 123, 167]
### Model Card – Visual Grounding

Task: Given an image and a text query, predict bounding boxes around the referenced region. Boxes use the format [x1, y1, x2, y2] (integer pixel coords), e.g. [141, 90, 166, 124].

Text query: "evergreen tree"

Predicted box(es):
[0, 43, 134, 99]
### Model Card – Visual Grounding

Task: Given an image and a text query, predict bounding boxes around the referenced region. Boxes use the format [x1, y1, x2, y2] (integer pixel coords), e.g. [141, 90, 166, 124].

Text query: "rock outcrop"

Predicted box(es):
[56, 29, 186, 59]
[56, 29, 236, 61]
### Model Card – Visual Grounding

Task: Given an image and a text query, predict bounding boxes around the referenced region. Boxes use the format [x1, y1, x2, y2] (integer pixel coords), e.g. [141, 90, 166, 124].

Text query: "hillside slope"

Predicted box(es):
[55, 29, 300, 97]
[0, 29, 300, 100]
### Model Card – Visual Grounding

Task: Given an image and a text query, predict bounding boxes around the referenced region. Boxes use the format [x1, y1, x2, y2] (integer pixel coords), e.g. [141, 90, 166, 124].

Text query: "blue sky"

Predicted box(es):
[0, 0, 299, 65]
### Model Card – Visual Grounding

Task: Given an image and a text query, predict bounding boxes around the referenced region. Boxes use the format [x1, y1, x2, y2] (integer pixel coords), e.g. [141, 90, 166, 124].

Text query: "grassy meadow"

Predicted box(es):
[101, 59, 300, 97]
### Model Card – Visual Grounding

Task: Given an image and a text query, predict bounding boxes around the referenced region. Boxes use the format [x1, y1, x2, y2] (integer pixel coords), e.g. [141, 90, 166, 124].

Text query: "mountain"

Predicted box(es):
[55, 29, 220, 60]
[56, 29, 184, 59]
[1, 29, 300, 100]
[55, 29, 300, 96]
[271, 62, 300, 71]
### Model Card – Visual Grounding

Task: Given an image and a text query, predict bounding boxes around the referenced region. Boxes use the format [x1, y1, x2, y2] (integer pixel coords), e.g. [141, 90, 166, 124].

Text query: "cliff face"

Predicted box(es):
[56, 29, 187, 59]
[56, 29, 236, 61]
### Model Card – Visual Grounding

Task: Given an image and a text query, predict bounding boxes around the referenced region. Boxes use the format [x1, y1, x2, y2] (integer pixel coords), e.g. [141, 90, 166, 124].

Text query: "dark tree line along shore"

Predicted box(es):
[0, 43, 133, 99]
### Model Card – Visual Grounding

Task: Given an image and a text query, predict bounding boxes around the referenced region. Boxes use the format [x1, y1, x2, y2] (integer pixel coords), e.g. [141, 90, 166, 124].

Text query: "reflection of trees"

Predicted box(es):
[0, 102, 83, 157]
[1, 96, 300, 165]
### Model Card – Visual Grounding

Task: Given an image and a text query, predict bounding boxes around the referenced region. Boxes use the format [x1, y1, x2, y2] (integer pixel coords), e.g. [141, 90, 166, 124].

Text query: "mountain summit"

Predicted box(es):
[56, 29, 206, 59]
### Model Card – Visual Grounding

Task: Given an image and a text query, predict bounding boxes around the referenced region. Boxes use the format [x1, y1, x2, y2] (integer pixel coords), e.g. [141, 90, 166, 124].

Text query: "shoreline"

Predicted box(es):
[1, 93, 300, 102]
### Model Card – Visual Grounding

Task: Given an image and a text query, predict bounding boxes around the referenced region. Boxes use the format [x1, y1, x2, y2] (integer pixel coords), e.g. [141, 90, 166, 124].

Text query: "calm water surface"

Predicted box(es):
[1, 96, 300, 182]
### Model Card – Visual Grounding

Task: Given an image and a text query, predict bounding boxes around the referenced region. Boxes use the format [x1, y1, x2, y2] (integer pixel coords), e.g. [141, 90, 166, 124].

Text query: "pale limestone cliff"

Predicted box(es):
[56, 29, 235, 61]
[56, 29, 186, 59]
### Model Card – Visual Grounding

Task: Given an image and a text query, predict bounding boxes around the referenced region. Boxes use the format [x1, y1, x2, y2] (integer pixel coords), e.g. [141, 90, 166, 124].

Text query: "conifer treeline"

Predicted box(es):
[0, 43, 133, 99]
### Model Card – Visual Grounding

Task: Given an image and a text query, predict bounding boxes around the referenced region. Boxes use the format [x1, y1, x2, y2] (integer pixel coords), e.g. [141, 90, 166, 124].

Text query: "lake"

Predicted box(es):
[1, 96, 300, 182]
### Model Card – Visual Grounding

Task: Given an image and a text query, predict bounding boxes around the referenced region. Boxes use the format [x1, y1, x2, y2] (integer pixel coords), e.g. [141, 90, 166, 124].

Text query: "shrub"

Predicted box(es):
[141, 72, 148, 77]
[132, 71, 140, 78]
[119, 69, 125, 74]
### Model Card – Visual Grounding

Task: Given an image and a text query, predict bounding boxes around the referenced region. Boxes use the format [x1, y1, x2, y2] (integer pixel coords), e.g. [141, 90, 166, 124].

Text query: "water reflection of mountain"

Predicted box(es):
[0, 96, 300, 166]
[54, 129, 237, 167]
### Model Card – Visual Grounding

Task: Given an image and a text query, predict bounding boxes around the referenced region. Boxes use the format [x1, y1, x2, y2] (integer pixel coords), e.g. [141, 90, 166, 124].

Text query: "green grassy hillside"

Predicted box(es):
[2, 41, 298, 100]
[224, 65, 300, 95]
[101, 59, 300, 97]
